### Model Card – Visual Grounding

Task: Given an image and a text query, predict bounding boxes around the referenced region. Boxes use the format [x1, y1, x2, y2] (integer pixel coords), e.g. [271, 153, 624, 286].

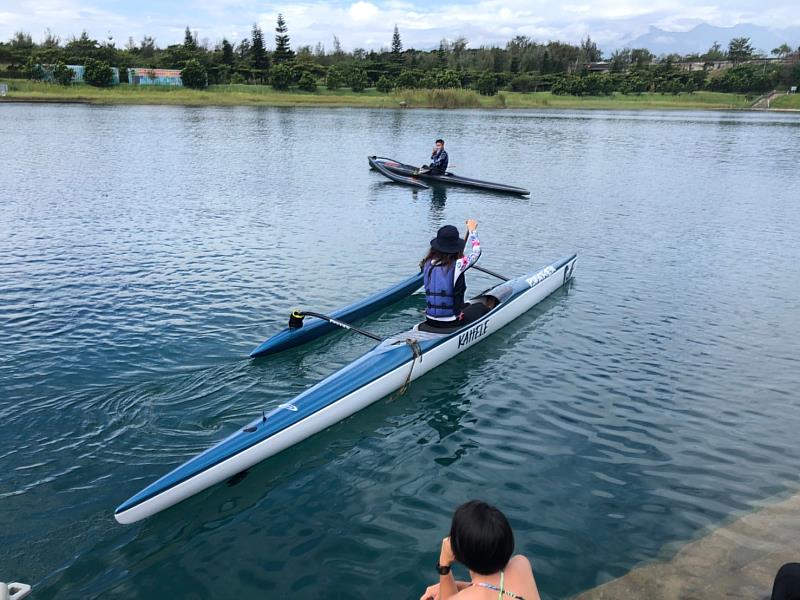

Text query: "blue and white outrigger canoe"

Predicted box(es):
[115, 254, 576, 524]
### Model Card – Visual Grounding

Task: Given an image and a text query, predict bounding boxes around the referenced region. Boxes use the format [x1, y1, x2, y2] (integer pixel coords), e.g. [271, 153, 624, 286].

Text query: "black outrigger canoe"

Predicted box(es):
[369, 156, 530, 196]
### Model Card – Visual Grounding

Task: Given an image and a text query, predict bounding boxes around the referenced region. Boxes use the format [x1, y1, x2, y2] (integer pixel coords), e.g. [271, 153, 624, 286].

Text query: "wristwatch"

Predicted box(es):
[436, 563, 452, 575]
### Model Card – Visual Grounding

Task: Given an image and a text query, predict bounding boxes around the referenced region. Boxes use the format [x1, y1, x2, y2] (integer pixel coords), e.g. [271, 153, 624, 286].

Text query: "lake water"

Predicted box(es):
[1, 103, 799, 599]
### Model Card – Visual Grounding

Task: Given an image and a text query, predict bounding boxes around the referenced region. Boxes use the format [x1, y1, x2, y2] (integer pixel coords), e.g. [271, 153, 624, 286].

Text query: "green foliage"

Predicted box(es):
[270, 63, 293, 90]
[475, 72, 497, 96]
[395, 69, 418, 88]
[251, 23, 269, 75]
[23, 56, 45, 80]
[727, 37, 754, 63]
[53, 61, 74, 85]
[274, 14, 294, 63]
[181, 59, 208, 88]
[325, 66, 343, 90]
[391, 25, 403, 56]
[510, 74, 536, 92]
[298, 72, 317, 92]
[376, 74, 394, 93]
[84, 58, 114, 86]
[347, 65, 368, 92]
[230, 72, 246, 84]
[708, 63, 777, 93]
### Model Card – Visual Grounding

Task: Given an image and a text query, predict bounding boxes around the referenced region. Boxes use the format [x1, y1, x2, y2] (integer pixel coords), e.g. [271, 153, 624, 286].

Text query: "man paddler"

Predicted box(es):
[425, 139, 449, 174]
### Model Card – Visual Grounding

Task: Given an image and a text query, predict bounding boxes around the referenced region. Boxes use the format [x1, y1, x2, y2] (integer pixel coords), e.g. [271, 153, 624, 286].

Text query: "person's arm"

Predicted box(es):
[438, 537, 460, 599]
[453, 220, 480, 284]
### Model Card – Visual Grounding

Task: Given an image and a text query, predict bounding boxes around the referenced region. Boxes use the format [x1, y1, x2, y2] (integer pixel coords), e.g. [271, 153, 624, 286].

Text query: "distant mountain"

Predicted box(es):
[623, 23, 800, 56]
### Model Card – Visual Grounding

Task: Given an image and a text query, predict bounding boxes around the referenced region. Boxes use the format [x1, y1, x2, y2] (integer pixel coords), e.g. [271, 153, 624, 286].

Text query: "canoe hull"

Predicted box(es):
[368, 155, 430, 189]
[369, 156, 530, 196]
[115, 255, 576, 524]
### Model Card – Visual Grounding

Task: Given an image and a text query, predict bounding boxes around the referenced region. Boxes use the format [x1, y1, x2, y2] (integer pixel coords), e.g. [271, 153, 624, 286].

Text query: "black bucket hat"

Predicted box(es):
[430, 225, 466, 254]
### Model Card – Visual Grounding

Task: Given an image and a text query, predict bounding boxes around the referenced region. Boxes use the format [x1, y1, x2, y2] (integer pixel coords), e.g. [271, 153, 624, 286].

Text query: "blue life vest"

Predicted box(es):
[423, 260, 466, 318]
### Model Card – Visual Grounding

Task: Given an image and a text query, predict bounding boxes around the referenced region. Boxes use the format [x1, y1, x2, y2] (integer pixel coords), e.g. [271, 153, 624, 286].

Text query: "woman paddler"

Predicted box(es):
[420, 219, 486, 329]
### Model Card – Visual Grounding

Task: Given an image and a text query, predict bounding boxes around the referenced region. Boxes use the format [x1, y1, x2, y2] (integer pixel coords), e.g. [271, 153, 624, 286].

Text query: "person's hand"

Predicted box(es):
[420, 582, 440, 600]
[439, 536, 456, 567]
[466, 219, 478, 232]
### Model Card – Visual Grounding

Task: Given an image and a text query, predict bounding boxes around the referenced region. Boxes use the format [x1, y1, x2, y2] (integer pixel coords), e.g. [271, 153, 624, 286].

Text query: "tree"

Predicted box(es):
[772, 43, 792, 58]
[298, 72, 317, 91]
[23, 56, 45, 80]
[43, 28, 60, 49]
[630, 48, 654, 68]
[270, 63, 292, 89]
[728, 37, 754, 64]
[347, 65, 368, 92]
[183, 26, 197, 50]
[274, 13, 294, 62]
[476, 72, 497, 95]
[181, 59, 207, 88]
[221, 38, 234, 65]
[140, 36, 156, 58]
[703, 41, 725, 61]
[53, 62, 74, 85]
[251, 23, 270, 78]
[325, 66, 343, 89]
[581, 36, 602, 62]
[376, 74, 393, 92]
[83, 58, 114, 86]
[391, 25, 403, 56]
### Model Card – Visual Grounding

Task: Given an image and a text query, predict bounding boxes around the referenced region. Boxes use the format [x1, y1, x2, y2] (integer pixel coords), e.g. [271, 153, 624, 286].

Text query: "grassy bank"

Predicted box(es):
[1, 79, 754, 110]
[770, 93, 800, 109]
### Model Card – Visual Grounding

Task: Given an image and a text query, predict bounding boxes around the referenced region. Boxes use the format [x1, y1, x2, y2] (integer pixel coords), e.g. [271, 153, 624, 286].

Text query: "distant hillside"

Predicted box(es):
[624, 23, 800, 56]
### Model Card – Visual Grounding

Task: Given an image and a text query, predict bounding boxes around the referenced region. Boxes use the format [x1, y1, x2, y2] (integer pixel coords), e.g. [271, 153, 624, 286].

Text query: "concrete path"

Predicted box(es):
[574, 491, 800, 600]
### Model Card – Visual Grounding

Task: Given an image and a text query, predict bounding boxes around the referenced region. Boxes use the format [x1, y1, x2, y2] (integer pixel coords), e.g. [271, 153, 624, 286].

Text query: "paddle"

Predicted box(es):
[289, 310, 384, 342]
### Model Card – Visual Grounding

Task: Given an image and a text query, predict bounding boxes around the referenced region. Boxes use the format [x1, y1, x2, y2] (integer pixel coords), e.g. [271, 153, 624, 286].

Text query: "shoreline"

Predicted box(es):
[574, 490, 800, 600]
[4, 82, 794, 111]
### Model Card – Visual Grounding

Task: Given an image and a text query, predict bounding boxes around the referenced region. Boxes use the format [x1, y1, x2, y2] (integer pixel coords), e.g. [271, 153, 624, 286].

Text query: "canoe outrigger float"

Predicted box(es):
[369, 156, 530, 196]
[250, 271, 424, 358]
[114, 254, 576, 524]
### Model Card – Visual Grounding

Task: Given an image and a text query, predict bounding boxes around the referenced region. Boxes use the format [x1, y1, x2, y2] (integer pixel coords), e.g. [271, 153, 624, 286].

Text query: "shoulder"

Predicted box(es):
[508, 554, 533, 573]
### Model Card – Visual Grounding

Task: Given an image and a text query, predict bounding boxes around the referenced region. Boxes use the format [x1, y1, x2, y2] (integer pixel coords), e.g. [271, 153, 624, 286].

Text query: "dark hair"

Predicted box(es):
[449, 500, 514, 575]
[419, 247, 461, 271]
[435, 139, 445, 145]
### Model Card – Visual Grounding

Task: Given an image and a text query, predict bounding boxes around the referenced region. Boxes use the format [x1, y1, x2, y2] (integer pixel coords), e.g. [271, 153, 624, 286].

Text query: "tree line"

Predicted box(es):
[2, 18, 799, 95]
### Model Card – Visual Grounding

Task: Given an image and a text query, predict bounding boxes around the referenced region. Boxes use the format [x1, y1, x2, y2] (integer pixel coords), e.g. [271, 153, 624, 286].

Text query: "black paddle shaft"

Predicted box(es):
[291, 311, 384, 342]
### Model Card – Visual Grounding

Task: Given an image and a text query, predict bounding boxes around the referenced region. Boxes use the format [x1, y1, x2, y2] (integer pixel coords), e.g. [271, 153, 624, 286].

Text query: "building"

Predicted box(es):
[40, 64, 121, 84]
[127, 68, 183, 86]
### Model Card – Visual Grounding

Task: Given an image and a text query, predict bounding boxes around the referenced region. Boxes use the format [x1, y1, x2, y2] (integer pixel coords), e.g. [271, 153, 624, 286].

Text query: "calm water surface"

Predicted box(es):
[1, 103, 799, 599]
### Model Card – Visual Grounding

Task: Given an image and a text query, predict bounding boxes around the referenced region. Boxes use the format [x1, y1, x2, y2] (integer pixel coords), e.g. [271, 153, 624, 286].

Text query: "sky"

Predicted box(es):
[1, 0, 799, 51]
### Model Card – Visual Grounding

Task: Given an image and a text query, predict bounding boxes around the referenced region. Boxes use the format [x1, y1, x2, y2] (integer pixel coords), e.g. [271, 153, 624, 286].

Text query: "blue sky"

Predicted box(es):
[1, 0, 799, 51]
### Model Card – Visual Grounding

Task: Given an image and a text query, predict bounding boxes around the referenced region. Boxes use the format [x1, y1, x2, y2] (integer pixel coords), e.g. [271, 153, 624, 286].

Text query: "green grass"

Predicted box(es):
[0, 80, 754, 110]
[770, 93, 800, 109]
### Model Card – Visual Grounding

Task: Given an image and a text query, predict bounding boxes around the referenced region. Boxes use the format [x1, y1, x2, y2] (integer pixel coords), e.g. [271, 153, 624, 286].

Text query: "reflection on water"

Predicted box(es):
[1, 104, 799, 600]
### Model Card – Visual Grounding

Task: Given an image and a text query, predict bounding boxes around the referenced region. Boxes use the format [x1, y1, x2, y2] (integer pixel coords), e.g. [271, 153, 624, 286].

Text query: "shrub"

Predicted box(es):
[325, 66, 343, 90]
[181, 59, 208, 89]
[230, 72, 246, 84]
[395, 69, 419, 89]
[376, 75, 394, 93]
[435, 70, 461, 88]
[298, 72, 317, 92]
[23, 57, 45, 81]
[270, 63, 293, 90]
[348, 66, 368, 92]
[53, 62, 74, 86]
[510, 74, 536, 92]
[475, 72, 497, 96]
[84, 58, 114, 87]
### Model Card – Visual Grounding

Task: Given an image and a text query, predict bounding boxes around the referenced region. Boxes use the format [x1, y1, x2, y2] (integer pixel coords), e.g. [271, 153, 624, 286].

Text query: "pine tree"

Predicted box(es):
[391, 25, 403, 55]
[251, 23, 269, 72]
[274, 13, 294, 63]
[221, 38, 234, 66]
[183, 26, 197, 50]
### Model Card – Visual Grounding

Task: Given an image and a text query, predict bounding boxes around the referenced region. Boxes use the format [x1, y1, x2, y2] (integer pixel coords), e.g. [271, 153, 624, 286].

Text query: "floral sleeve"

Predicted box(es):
[453, 230, 480, 284]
